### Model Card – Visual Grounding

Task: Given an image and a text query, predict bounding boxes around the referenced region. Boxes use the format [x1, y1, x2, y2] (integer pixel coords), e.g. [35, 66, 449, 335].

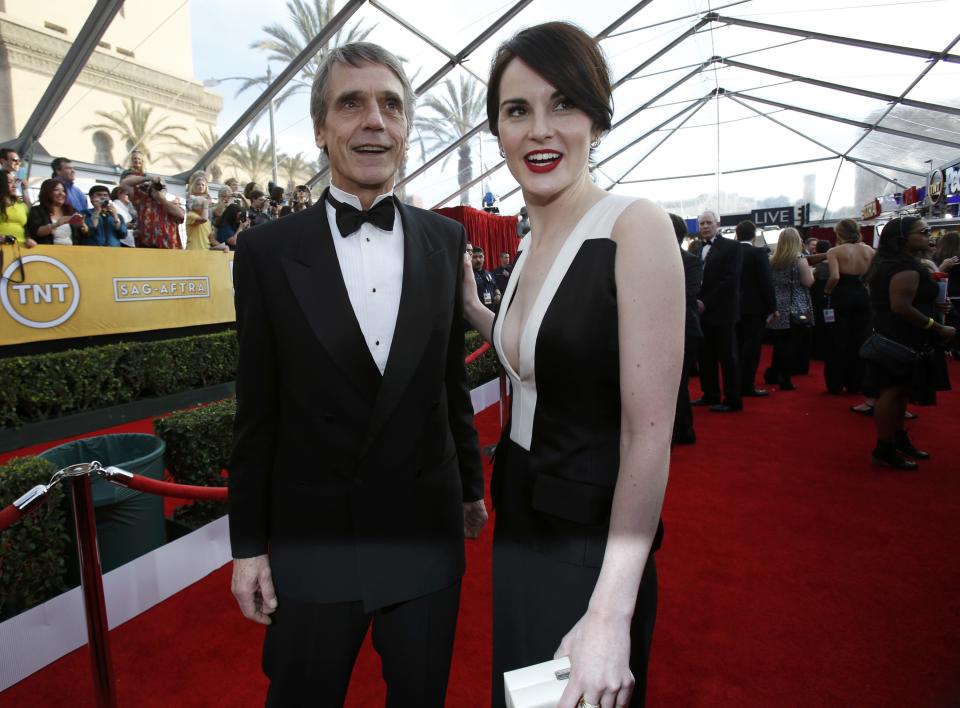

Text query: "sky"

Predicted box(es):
[187, 0, 960, 217]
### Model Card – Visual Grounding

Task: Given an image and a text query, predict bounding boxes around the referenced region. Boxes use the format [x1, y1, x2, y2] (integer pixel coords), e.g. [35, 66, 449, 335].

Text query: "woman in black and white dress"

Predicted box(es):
[461, 22, 683, 708]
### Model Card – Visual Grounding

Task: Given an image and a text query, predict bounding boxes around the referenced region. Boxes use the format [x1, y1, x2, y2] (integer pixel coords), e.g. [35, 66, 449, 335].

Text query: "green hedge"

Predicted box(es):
[153, 399, 235, 530]
[0, 456, 67, 621]
[465, 330, 501, 390]
[0, 331, 238, 428]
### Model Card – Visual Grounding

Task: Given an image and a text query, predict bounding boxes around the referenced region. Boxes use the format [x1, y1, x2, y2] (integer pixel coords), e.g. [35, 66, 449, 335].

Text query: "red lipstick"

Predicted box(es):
[523, 150, 562, 173]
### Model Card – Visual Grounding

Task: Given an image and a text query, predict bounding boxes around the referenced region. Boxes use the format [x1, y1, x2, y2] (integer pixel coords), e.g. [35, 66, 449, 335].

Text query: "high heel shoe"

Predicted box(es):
[894, 430, 929, 460]
[871, 443, 918, 471]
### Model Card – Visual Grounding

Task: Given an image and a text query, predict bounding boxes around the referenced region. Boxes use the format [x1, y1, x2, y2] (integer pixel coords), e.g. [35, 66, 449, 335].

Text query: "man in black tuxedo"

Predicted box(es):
[669, 214, 703, 444]
[693, 210, 744, 412]
[735, 220, 776, 397]
[228, 42, 487, 708]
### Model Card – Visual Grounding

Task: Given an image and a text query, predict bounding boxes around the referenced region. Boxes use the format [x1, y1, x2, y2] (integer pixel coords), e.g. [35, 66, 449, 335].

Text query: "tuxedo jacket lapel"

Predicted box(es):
[280, 197, 382, 403]
[360, 202, 443, 458]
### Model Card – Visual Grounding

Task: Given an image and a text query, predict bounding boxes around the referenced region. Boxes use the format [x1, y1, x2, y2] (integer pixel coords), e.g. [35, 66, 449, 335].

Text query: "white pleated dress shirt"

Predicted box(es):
[326, 183, 404, 375]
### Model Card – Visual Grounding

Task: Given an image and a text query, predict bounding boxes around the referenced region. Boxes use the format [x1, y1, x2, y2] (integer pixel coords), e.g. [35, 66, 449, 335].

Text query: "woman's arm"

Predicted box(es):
[461, 252, 495, 342]
[825, 249, 840, 294]
[798, 256, 815, 288]
[556, 199, 683, 708]
[889, 270, 955, 339]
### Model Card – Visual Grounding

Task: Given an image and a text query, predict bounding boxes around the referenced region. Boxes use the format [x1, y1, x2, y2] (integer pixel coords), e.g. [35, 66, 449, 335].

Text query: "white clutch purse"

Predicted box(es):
[504, 656, 571, 708]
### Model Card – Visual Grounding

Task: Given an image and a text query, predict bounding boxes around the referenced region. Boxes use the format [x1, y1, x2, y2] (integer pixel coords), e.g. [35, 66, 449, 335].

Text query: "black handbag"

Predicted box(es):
[859, 332, 917, 377]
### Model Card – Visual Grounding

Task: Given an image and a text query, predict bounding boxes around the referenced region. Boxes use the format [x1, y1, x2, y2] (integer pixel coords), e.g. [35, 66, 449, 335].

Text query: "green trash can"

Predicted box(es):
[39, 433, 167, 585]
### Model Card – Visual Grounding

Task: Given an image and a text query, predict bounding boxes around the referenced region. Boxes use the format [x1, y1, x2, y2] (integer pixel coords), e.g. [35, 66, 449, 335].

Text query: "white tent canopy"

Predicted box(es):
[5, 0, 959, 221]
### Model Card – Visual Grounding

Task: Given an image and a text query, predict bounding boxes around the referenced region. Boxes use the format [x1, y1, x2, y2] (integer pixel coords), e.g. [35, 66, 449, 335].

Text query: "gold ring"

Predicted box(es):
[578, 699, 601, 708]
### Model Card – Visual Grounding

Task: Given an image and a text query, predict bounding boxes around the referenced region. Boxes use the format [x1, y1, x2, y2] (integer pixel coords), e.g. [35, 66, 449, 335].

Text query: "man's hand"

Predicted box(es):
[463, 499, 488, 539]
[231, 555, 278, 625]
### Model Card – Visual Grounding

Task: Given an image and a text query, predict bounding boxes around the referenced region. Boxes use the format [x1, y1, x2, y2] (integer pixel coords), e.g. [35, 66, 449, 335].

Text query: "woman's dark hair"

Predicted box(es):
[877, 216, 922, 259]
[816, 239, 831, 254]
[0, 169, 15, 220]
[38, 178, 74, 215]
[667, 213, 688, 244]
[933, 231, 959, 262]
[486, 22, 612, 139]
[220, 203, 244, 230]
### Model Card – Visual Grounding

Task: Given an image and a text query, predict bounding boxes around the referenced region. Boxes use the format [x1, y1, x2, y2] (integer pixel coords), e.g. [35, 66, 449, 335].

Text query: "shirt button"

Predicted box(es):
[372, 288, 376, 292]
[375, 340, 380, 346]
[366, 237, 370, 242]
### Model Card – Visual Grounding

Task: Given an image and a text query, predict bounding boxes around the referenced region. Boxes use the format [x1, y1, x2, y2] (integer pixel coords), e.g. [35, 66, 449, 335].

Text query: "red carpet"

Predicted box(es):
[2, 352, 959, 706]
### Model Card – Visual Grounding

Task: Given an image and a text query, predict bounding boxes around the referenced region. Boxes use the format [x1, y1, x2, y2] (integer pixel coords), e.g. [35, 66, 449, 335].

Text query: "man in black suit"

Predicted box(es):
[735, 220, 777, 397]
[693, 210, 744, 412]
[228, 43, 487, 708]
[669, 213, 703, 444]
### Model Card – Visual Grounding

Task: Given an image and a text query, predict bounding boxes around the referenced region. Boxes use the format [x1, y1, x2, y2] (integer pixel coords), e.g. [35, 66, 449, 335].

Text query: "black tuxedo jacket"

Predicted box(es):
[227, 196, 483, 612]
[698, 235, 743, 326]
[681, 249, 703, 341]
[738, 241, 777, 317]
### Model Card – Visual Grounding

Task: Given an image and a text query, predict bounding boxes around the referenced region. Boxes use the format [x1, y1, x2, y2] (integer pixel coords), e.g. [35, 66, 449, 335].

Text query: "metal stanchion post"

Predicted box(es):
[70, 472, 117, 708]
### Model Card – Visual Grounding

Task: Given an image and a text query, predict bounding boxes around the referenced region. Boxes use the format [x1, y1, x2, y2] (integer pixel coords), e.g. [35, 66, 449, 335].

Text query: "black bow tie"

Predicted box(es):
[704, 238, 714, 246]
[328, 193, 396, 237]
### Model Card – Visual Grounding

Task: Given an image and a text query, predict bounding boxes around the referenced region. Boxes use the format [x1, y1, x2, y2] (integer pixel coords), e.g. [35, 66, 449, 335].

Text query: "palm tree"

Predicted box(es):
[278, 151, 311, 191]
[239, 0, 374, 109]
[414, 76, 488, 205]
[84, 98, 186, 165]
[227, 133, 275, 186]
[170, 126, 225, 181]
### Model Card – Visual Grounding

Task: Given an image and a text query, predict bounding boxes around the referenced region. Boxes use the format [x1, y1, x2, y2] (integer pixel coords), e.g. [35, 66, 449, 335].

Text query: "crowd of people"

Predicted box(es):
[671, 208, 957, 470]
[0, 148, 315, 252]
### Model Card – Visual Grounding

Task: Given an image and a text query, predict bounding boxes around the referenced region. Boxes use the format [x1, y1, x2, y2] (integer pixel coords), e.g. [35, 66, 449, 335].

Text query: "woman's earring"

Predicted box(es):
[498, 145, 505, 159]
[590, 136, 601, 149]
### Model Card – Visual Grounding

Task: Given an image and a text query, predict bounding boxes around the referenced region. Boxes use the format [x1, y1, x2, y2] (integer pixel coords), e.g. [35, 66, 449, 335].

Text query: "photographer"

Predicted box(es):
[111, 185, 137, 246]
[247, 189, 272, 227]
[81, 185, 127, 247]
[121, 164, 184, 249]
[215, 202, 248, 251]
[292, 184, 311, 212]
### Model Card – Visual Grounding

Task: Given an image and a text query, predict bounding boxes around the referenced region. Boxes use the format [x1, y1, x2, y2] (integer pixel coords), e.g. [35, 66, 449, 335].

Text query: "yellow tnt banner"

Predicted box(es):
[0, 245, 235, 346]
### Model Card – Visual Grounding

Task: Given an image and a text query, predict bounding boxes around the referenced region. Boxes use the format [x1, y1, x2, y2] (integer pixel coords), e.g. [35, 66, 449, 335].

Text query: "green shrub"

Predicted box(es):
[465, 331, 500, 389]
[0, 456, 67, 620]
[0, 331, 238, 427]
[153, 399, 235, 529]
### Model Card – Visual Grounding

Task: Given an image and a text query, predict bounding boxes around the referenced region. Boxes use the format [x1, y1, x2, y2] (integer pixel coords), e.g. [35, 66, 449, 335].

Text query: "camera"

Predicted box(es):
[236, 209, 248, 223]
[138, 176, 166, 195]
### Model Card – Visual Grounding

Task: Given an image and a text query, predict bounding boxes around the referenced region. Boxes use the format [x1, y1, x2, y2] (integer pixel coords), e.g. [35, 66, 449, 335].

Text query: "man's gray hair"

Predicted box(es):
[700, 210, 719, 222]
[310, 43, 415, 134]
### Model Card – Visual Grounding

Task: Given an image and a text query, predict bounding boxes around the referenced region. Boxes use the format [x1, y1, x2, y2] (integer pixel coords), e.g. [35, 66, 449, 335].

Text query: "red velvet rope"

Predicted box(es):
[0, 503, 24, 532]
[464, 341, 491, 365]
[124, 475, 228, 501]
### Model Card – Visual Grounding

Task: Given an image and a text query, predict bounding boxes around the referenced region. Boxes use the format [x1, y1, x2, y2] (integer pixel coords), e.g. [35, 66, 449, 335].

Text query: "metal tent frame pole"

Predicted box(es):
[5, 1, 124, 158]
[184, 0, 366, 179]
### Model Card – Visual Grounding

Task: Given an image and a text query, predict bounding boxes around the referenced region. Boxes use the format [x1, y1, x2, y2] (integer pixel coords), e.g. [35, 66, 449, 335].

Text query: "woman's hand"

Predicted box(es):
[555, 610, 634, 708]
[939, 256, 959, 272]
[938, 324, 956, 341]
[25, 237, 37, 248]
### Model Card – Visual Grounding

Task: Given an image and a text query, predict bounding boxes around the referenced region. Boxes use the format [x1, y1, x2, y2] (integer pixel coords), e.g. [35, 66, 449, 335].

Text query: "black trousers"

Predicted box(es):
[767, 326, 807, 385]
[674, 339, 699, 437]
[263, 581, 461, 708]
[699, 322, 741, 407]
[737, 313, 767, 393]
[824, 302, 872, 394]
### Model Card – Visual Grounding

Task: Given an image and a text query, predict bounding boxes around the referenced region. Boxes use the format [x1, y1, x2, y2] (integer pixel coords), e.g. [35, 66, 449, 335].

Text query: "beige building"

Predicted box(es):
[0, 1, 221, 177]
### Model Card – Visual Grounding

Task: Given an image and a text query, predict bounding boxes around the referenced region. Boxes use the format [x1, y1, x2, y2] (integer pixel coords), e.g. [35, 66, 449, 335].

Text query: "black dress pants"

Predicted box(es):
[767, 326, 806, 386]
[699, 322, 741, 407]
[674, 339, 699, 437]
[824, 299, 872, 394]
[737, 313, 767, 393]
[263, 581, 461, 708]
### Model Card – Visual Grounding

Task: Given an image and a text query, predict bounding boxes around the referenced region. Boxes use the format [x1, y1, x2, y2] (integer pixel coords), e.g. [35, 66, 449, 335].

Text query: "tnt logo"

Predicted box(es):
[1, 255, 80, 329]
